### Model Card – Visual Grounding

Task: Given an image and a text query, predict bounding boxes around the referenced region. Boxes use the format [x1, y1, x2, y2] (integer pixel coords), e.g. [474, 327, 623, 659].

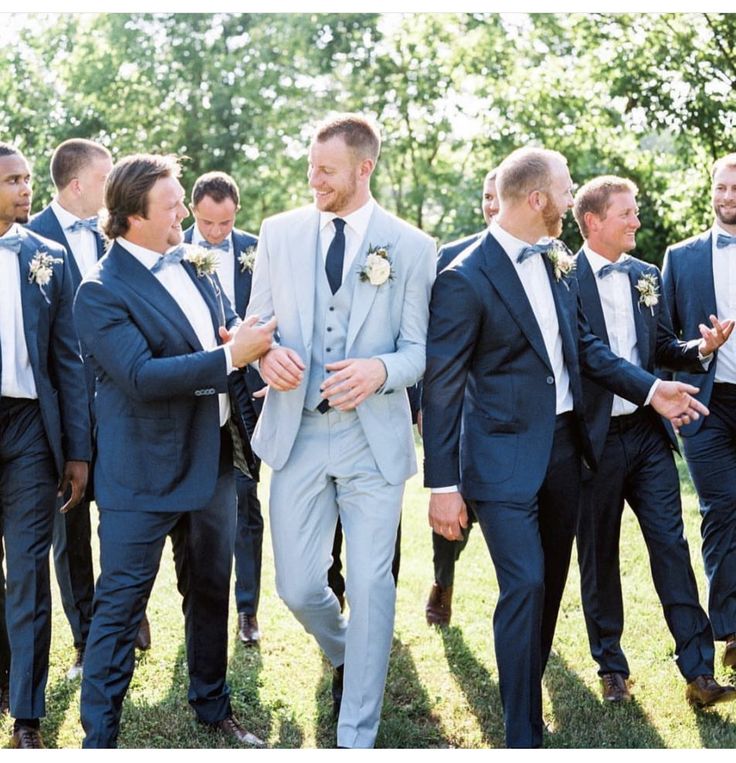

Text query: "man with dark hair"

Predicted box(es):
[74, 153, 275, 748]
[663, 152, 736, 671]
[423, 146, 709, 747]
[26, 138, 153, 676]
[425, 166, 499, 627]
[185, 170, 265, 647]
[247, 113, 435, 747]
[572, 175, 734, 706]
[0, 141, 90, 747]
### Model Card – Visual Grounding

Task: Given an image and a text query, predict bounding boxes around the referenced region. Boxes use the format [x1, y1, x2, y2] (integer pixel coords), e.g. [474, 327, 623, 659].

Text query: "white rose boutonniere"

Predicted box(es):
[185, 245, 219, 277]
[635, 272, 659, 314]
[544, 238, 575, 282]
[238, 246, 257, 273]
[29, 249, 63, 304]
[358, 244, 394, 287]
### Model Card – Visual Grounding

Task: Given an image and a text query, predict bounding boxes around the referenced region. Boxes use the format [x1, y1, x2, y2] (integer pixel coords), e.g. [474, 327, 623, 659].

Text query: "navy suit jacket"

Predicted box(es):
[436, 230, 484, 274]
[575, 251, 703, 463]
[422, 231, 656, 504]
[73, 241, 254, 512]
[5, 228, 91, 477]
[662, 230, 720, 437]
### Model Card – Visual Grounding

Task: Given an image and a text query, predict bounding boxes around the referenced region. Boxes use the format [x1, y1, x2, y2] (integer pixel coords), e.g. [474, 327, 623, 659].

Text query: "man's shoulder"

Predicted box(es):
[21, 226, 67, 257]
[438, 230, 484, 271]
[666, 229, 711, 258]
[373, 204, 434, 248]
[26, 205, 57, 235]
[232, 227, 258, 248]
[262, 204, 316, 229]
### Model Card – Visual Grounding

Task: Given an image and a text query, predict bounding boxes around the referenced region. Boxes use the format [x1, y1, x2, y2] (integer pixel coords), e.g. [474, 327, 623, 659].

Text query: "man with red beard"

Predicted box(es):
[663, 152, 736, 671]
[423, 146, 711, 747]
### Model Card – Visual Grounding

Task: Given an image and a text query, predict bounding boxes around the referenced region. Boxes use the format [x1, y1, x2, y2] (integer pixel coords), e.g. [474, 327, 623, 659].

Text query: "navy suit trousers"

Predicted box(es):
[233, 470, 263, 615]
[0, 398, 57, 719]
[473, 413, 580, 749]
[577, 409, 713, 680]
[682, 383, 736, 640]
[81, 469, 236, 747]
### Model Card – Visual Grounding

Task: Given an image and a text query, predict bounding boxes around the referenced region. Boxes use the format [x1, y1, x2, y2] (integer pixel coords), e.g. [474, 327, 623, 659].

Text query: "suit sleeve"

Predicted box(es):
[244, 220, 275, 327]
[422, 267, 482, 488]
[74, 279, 229, 403]
[653, 268, 703, 373]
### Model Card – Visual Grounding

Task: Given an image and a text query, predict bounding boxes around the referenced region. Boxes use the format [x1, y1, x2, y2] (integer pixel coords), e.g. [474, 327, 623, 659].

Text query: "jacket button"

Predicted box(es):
[327, 327, 333, 332]
[326, 348, 331, 352]
[546, 376, 554, 385]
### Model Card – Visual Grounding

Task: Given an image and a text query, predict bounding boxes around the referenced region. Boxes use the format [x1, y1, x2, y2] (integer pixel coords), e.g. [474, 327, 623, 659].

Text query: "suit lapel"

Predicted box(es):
[628, 263, 652, 371]
[694, 233, 718, 316]
[542, 253, 579, 373]
[289, 209, 320, 351]
[184, 260, 223, 340]
[575, 252, 609, 345]
[478, 233, 552, 371]
[18, 234, 44, 375]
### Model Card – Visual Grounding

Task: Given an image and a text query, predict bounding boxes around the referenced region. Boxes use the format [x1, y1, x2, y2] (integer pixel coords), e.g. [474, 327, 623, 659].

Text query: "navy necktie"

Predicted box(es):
[200, 239, 229, 252]
[67, 217, 99, 234]
[716, 233, 736, 249]
[598, 258, 635, 279]
[0, 234, 23, 254]
[325, 218, 346, 295]
[517, 237, 557, 264]
[150, 246, 185, 274]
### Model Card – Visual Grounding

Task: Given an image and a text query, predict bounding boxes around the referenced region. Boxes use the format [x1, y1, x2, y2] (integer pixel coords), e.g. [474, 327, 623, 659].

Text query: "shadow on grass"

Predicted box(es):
[544, 652, 666, 748]
[314, 637, 450, 748]
[41, 671, 80, 748]
[440, 625, 506, 747]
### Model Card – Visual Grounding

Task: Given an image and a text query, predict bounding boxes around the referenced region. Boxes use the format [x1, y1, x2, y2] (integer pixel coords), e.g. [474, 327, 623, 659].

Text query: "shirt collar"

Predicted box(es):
[192, 224, 232, 251]
[318, 197, 375, 240]
[489, 218, 536, 262]
[0, 223, 20, 240]
[583, 244, 630, 275]
[117, 237, 176, 270]
[713, 222, 736, 243]
[50, 198, 83, 230]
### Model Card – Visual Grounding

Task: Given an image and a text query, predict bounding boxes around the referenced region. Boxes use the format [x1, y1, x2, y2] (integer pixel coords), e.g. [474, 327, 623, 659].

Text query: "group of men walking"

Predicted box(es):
[1, 114, 735, 749]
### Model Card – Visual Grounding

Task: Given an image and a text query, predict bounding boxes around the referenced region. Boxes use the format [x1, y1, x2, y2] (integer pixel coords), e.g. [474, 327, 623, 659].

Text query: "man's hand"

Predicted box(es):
[58, 460, 89, 513]
[320, 358, 387, 411]
[221, 316, 277, 368]
[428, 491, 468, 541]
[698, 314, 735, 357]
[259, 346, 305, 391]
[650, 380, 709, 433]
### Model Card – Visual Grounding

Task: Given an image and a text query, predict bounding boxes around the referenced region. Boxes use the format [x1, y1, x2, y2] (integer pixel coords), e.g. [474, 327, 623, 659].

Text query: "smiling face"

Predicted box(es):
[307, 135, 371, 217]
[0, 153, 32, 235]
[541, 157, 574, 237]
[586, 190, 641, 260]
[713, 163, 736, 233]
[192, 194, 237, 246]
[129, 175, 188, 253]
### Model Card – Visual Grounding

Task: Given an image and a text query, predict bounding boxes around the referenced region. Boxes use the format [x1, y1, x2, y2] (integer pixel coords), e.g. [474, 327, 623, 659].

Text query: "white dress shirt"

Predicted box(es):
[0, 225, 38, 399]
[192, 225, 236, 312]
[51, 199, 99, 278]
[117, 238, 232, 425]
[712, 223, 736, 384]
[318, 197, 376, 280]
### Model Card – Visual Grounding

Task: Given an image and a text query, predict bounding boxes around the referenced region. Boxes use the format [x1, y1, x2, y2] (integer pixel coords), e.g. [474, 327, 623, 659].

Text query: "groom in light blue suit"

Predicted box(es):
[247, 114, 435, 747]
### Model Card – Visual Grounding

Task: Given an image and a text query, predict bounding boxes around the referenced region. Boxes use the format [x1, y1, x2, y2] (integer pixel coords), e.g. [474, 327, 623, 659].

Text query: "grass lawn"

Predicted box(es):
[4, 444, 735, 748]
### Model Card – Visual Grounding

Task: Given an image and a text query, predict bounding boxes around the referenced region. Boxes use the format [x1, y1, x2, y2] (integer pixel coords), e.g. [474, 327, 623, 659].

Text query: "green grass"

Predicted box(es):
[4, 447, 735, 748]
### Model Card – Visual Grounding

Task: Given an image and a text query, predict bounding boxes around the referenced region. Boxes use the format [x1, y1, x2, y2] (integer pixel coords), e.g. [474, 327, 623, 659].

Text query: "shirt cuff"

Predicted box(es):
[644, 377, 660, 407]
[698, 351, 713, 370]
[432, 485, 459, 494]
[223, 345, 234, 375]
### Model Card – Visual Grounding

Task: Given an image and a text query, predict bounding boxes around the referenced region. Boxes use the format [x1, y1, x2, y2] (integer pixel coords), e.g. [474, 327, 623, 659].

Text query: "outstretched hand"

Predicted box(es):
[698, 314, 735, 357]
[651, 380, 708, 433]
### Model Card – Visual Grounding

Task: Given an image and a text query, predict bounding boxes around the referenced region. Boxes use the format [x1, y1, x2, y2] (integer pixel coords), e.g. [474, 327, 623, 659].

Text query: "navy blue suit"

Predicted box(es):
[574, 251, 714, 682]
[184, 225, 265, 618]
[0, 228, 90, 720]
[422, 231, 656, 747]
[26, 204, 104, 651]
[74, 241, 255, 747]
[663, 230, 736, 641]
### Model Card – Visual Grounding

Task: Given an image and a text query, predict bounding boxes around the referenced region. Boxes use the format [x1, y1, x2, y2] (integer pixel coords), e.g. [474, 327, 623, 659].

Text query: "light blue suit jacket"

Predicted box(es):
[246, 202, 436, 485]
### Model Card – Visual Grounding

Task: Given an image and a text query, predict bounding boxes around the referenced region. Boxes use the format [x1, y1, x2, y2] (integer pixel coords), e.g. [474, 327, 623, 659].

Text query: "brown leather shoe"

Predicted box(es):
[686, 675, 736, 707]
[66, 646, 84, 681]
[214, 715, 265, 747]
[425, 582, 453, 627]
[10, 725, 45, 748]
[135, 612, 151, 651]
[237, 613, 261, 646]
[600, 672, 631, 702]
[723, 634, 736, 668]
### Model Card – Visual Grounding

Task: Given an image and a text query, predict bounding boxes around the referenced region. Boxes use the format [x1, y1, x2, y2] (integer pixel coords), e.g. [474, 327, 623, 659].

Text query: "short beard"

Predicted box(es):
[542, 203, 563, 238]
[14, 212, 29, 224]
[715, 204, 736, 227]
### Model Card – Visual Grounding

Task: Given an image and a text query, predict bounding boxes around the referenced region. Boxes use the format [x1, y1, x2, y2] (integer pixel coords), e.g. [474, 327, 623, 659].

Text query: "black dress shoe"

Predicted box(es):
[237, 613, 261, 646]
[10, 724, 44, 748]
[135, 612, 151, 651]
[686, 675, 736, 707]
[214, 715, 265, 747]
[723, 634, 736, 668]
[332, 664, 344, 720]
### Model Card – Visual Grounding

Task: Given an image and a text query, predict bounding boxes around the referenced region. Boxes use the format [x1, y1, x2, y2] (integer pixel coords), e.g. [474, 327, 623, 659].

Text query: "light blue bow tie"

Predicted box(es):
[150, 246, 185, 274]
[0, 234, 23, 253]
[598, 258, 636, 279]
[199, 239, 229, 252]
[67, 217, 99, 234]
[716, 233, 736, 249]
[517, 237, 560, 264]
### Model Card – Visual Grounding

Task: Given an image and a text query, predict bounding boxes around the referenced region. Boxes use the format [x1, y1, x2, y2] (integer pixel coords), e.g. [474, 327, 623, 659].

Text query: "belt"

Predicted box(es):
[608, 407, 648, 434]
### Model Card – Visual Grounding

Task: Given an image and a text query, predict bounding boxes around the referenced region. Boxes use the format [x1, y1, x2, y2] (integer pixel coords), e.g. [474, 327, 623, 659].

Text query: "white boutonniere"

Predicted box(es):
[544, 239, 576, 282]
[635, 272, 659, 314]
[238, 246, 256, 273]
[358, 244, 394, 286]
[28, 249, 63, 304]
[184, 245, 218, 277]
